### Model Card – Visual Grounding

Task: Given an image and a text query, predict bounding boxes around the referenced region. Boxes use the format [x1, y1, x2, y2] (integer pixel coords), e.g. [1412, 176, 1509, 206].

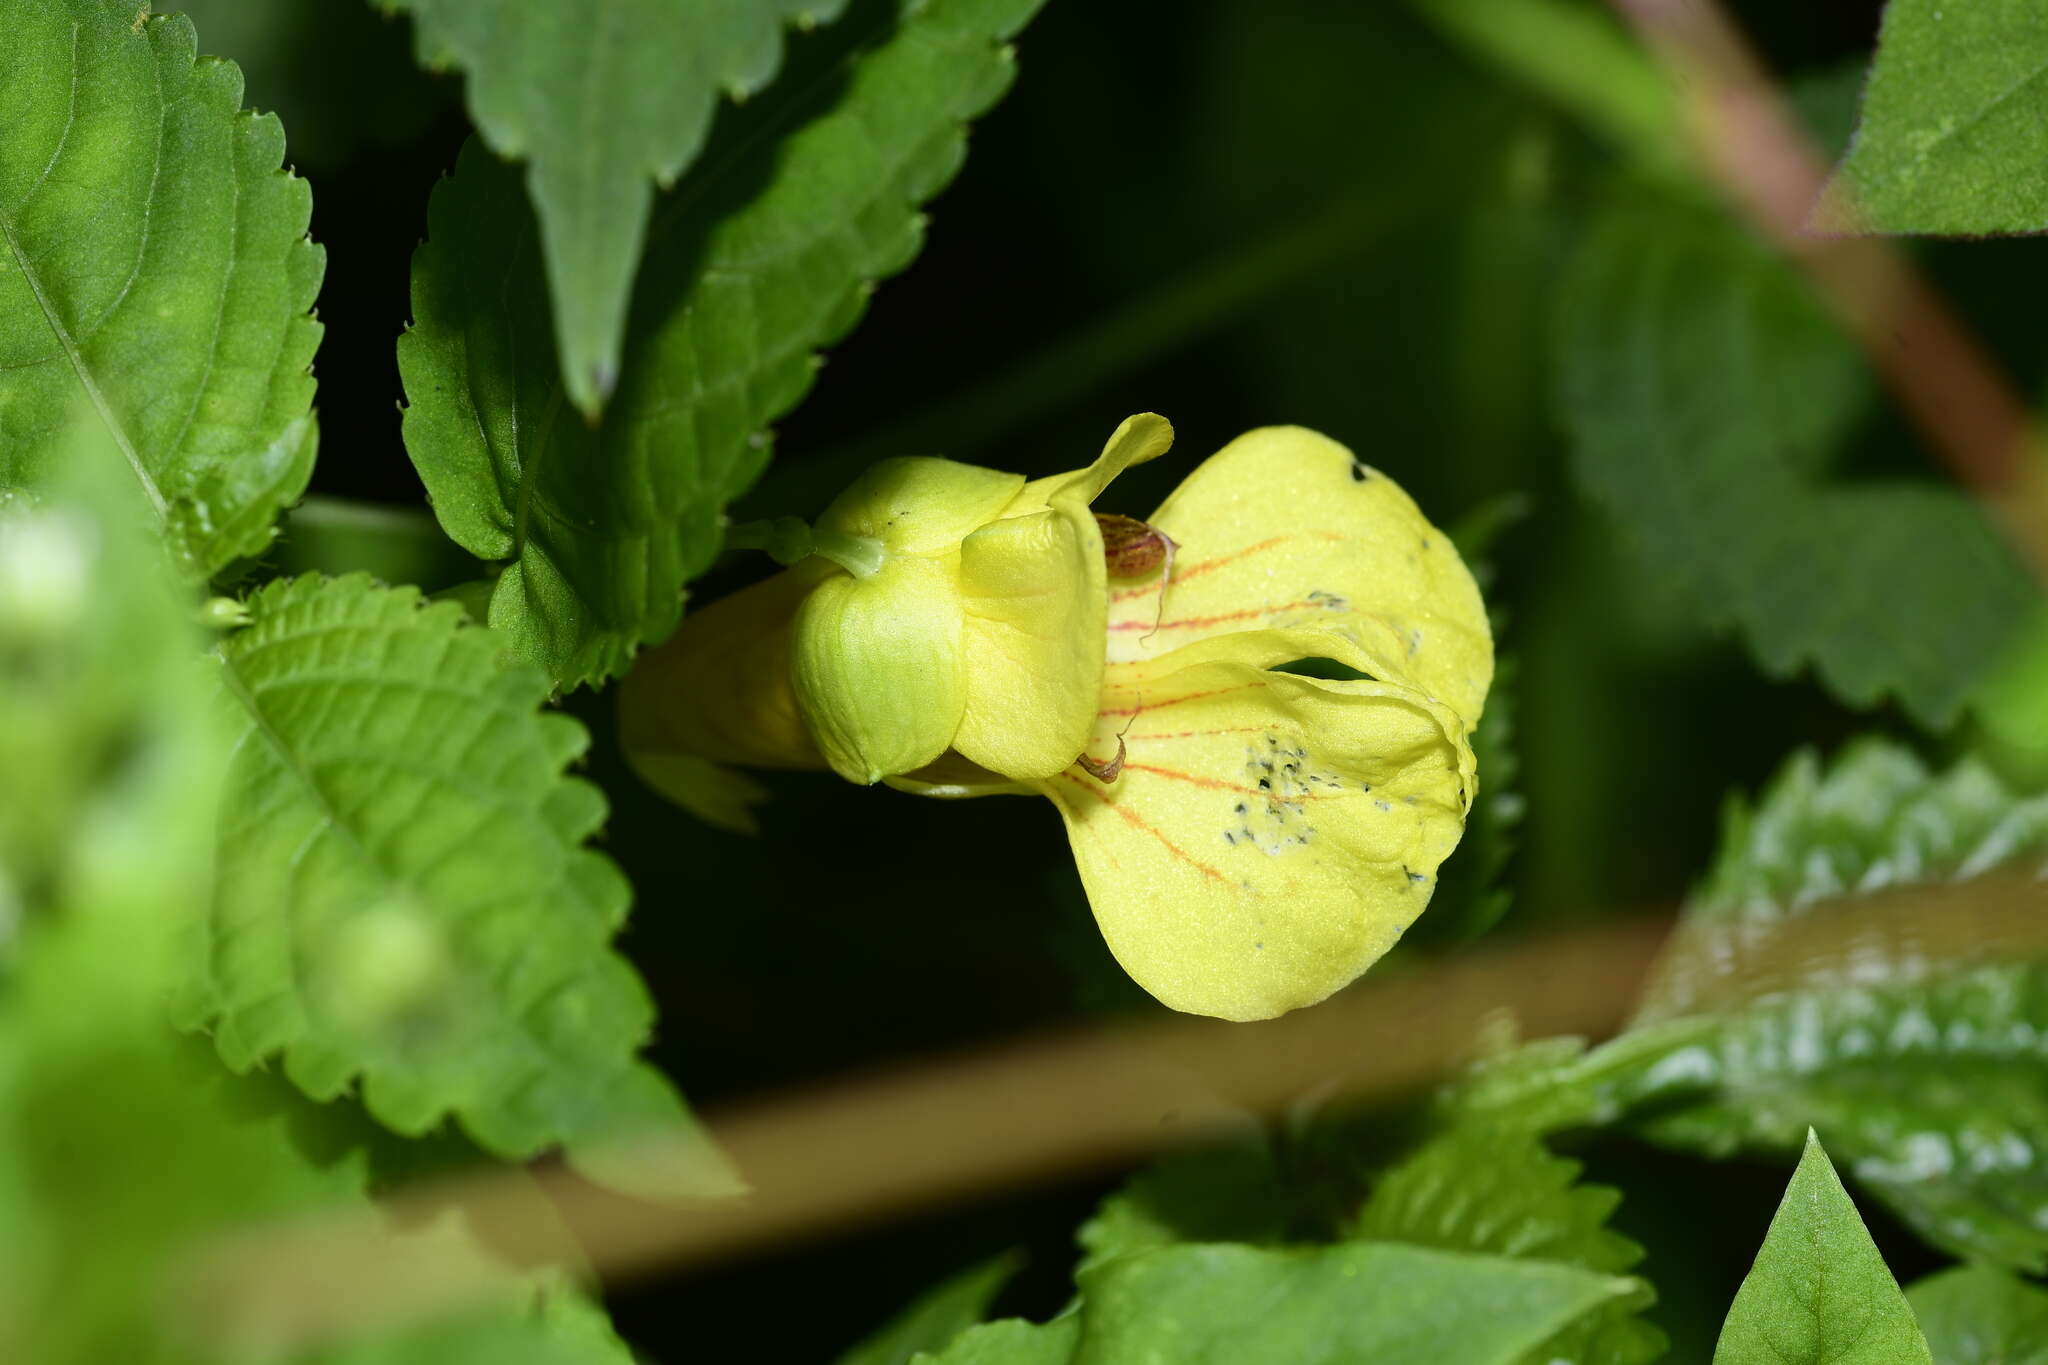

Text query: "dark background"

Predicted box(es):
[176, 0, 1973, 1357]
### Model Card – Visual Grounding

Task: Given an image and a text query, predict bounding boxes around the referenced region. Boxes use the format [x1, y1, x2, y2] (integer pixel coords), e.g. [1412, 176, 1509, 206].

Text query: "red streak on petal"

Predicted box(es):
[1123, 763, 1330, 800]
[1098, 682, 1265, 718]
[1109, 536, 1290, 602]
[1107, 599, 1327, 634]
[1134, 726, 1272, 741]
[1054, 772, 1230, 883]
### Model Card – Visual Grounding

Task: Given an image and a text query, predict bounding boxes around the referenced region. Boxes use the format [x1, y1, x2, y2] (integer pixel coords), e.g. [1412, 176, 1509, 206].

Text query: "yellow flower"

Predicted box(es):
[620, 415, 1493, 1020]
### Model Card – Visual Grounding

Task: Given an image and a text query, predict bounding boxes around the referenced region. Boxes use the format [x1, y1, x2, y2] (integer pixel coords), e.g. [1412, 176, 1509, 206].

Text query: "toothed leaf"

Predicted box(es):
[381, 0, 850, 418]
[0, 1, 322, 578]
[183, 573, 725, 1196]
[399, 0, 1047, 690]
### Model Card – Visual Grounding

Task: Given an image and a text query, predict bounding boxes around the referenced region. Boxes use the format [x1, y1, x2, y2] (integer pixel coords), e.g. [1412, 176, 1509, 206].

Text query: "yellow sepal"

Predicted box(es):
[818, 456, 1024, 553]
[794, 551, 968, 784]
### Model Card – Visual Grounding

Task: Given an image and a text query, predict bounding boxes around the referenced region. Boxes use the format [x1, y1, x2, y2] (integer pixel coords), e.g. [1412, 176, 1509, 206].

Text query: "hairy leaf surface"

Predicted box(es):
[1820, 0, 2048, 234]
[1713, 1133, 1929, 1365]
[184, 573, 724, 1194]
[383, 0, 849, 418]
[1351, 1126, 1664, 1365]
[1554, 192, 2034, 728]
[0, 1, 322, 578]
[401, 0, 1046, 690]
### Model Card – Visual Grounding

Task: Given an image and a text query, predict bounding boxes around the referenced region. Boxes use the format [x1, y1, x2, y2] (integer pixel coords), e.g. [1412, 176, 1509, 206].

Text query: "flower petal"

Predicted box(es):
[1108, 427, 1492, 728]
[1037, 656, 1474, 1021]
[794, 552, 967, 784]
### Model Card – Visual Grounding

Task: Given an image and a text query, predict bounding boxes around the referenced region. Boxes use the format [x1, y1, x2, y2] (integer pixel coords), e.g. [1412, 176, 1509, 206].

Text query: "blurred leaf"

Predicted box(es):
[836, 1253, 1020, 1365]
[1457, 739, 2048, 1272]
[1819, 1, 2048, 234]
[1075, 1139, 1293, 1278]
[1401, 0, 1680, 178]
[170, 1, 449, 169]
[266, 496, 481, 594]
[180, 573, 729, 1197]
[311, 1287, 637, 1365]
[1906, 1264, 2048, 1365]
[382, 0, 850, 418]
[1712, 1132, 1929, 1365]
[0, 446, 627, 1365]
[0, 1, 322, 579]
[400, 0, 1046, 690]
[1554, 190, 2034, 728]
[0, 424, 214, 936]
[1073, 1243, 1631, 1364]
[913, 1318, 1079, 1365]
[1350, 1125, 1664, 1365]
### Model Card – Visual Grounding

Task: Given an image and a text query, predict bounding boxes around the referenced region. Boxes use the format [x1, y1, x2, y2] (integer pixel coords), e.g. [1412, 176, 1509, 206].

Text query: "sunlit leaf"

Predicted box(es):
[1712, 1132, 1929, 1365]
[0, 1, 322, 578]
[1073, 1243, 1630, 1365]
[400, 0, 1047, 690]
[1351, 1125, 1664, 1365]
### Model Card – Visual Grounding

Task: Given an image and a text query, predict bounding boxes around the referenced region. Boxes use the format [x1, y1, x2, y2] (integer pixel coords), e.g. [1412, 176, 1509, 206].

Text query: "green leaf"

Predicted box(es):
[382, 0, 850, 418]
[400, 0, 1047, 690]
[1073, 1243, 1631, 1365]
[837, 1253, 1020, 1365]
[1906, 1264, 2048, 1365]
[182, 573, 731, 1197]
[1553, 190, 2035, 728]
[1713, 1132, 1930, 1365]
[1075, 1139, 1293, 1278]
[1351, 1126, 1665, 1365]
[1462, 739, 2048, 1271]
[1818, 0, 2048, 234]
[913, 1318, 1080, 1365]
[0, 1, 323, 579]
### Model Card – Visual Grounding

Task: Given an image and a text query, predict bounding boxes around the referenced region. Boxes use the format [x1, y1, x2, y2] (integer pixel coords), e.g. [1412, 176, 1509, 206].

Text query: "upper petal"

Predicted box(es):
[793, 551, 968, 784]
[1108, 427, 1493, 729]
[953, 505, 1107, 780]
[1036, 655, 1476, 1021]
